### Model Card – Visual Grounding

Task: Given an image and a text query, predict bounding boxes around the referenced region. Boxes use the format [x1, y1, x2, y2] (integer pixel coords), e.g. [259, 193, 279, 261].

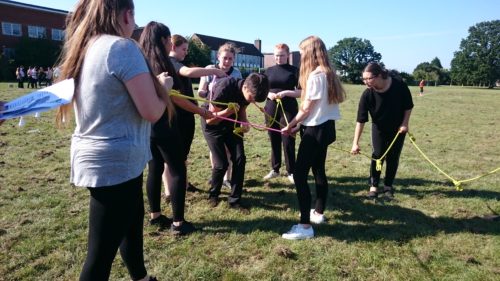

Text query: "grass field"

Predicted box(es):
[0, 82, 499, 280]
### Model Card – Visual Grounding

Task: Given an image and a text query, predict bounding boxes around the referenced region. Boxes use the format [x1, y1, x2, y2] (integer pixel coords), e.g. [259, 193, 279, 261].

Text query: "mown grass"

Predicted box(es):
[0, 82, 499, 280]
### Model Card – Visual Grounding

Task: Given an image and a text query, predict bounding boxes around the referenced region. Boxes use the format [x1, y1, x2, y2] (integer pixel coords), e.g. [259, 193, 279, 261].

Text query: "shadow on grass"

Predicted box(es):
[195, 175, 499, 243]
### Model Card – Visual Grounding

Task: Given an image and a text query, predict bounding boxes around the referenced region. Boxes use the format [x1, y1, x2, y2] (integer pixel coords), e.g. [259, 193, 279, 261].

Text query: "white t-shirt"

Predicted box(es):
[302, 70, 341, 126]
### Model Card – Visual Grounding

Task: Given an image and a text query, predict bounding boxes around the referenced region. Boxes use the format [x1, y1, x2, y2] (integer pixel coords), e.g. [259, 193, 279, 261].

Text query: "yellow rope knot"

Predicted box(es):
[409, 133, 416, 142]
[453, 180, 463, 191]
[376, 159, 383, 171]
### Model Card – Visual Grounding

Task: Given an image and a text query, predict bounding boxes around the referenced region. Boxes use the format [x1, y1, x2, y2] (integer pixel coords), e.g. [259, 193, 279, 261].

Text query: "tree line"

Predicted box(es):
[1, 20, 498, 87]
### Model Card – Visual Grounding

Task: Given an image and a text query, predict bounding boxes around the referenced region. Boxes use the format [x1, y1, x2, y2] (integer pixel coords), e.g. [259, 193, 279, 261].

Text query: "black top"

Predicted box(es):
[203, 77, 248, 129]
[169, 56, 197, 117]
[264, 64, 298, 105]
[356, 78, 414, 133]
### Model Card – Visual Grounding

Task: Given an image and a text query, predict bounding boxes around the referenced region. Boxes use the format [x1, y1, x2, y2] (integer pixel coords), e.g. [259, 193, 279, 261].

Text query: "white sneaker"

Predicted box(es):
[287, 174, 295, 184]
[282, 224, 314, 240]
[263, 170, 280, 180]
[310, 209, 325, 224]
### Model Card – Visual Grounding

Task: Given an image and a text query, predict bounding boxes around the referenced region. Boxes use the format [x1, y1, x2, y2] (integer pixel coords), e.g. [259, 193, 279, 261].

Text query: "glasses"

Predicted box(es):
[362, 75, 378, 82]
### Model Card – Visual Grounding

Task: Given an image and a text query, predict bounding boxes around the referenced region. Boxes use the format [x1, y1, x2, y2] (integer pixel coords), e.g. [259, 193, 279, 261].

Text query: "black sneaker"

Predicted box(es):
[383, 187, 394, 199]
[229, 202, 250, 214]
[149, 215, 172, 231]
[170, 221, 199, 236]
[208, 197, 220, 208]
[187, 182, 202, 193]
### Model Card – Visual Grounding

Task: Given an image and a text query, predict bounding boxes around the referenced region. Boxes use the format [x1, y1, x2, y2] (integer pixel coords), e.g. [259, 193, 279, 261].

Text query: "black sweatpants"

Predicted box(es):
[80, 174, 147, 281]
[202, 121, 245, 204]
[264, 98, 298, 175]
[369, 124, 406, 188]
[294, 120, 336, 224]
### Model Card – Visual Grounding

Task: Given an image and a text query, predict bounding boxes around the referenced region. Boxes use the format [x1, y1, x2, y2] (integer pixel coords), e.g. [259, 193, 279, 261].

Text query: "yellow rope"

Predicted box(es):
[408, 133, 499, 190]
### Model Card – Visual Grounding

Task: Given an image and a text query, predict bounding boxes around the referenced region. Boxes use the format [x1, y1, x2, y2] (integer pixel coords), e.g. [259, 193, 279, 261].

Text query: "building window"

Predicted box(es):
[52, 28, 64, 41]
[28, 25, 46, 39]
[2, 22, 22, 36]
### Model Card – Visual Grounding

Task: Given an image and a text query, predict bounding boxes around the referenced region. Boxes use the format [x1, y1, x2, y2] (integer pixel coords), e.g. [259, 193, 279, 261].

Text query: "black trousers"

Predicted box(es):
[202, 121, 245, 204]
[146, 118, 187, 222]
[369, 124, 406, 188]
[294, 120, 336, 224]
[80, 175, 147, 281]
[264, 98, 298, 175]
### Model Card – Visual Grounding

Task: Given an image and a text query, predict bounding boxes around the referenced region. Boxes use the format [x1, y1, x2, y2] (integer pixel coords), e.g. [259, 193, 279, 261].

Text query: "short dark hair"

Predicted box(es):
[244, 73, 269, 102]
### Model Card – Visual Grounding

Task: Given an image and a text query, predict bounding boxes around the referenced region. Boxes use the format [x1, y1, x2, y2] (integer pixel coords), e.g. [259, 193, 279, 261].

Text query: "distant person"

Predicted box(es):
[263, 43, 300, 184]
[419, 79, 425, 96]
[56, 0, 172, 280]
[202, 73, 269, 211]
[16, 66, 25, 88]
[199, 42, 243, 188]
[351, 62, 413, 199]
[0, 101, 5, 126]
[281, 36, 345, 240]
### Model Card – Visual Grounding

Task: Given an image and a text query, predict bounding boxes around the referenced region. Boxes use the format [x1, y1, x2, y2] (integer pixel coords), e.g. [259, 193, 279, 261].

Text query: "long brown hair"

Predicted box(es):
[138, 21, 179, 121]
[56, 0, 172, 125]
[298, 36, 345, 104]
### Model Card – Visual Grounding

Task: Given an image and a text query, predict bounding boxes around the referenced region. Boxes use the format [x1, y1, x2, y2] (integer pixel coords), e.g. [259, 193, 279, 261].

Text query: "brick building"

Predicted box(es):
[0, 0, 68, 59]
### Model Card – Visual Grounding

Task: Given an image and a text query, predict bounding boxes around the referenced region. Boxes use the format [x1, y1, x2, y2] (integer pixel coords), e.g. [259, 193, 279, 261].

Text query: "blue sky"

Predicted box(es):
[18, 0, 499, 73]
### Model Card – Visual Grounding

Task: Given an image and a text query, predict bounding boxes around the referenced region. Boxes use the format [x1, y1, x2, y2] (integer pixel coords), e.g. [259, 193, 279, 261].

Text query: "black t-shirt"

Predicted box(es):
[204, 77, 248, 129]
[169, 56, 197, 117]
[264, 64, 298, 105]
[356, 78, 414, 133]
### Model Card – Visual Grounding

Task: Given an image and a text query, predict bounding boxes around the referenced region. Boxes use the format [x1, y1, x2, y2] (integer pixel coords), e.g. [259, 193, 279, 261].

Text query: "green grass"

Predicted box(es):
[0, 82, 499, 280]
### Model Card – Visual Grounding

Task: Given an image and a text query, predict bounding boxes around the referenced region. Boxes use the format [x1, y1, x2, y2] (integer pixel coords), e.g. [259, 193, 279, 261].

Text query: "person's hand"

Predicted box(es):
[276, 91, 286, 99]
[228, 103, 240, 114]
[268, 92, 277, 100]
[281, 124, 299, 136]
[214, 69, 228, 78]
[399, 125, 408, 133]
[201, 108, 214, 119]
[351, 143, 360, 155]
[241, 124, 250, 133]
[157, 72, 173, 91]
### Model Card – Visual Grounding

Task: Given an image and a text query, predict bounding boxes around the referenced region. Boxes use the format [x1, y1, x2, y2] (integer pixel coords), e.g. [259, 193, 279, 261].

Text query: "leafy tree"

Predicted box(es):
[328, 37, 382, 84]
[450, 20, 500, 87]
[399, 71, 416, 86]
[413, 62, 441, 86]
[430, 57, 443, 69]
[184, 36, 212, 67]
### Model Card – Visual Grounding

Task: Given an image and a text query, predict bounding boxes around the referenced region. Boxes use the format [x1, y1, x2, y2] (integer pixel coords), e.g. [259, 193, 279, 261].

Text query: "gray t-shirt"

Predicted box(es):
[70, 35, 151, 188]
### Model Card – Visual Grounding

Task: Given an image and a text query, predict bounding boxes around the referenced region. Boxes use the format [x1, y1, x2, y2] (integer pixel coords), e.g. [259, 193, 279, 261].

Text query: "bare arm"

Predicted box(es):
[351, 122, 365, 154]
[171, 95, 213, 119]
[281, 99, 317, 134]
[125, 73, 168, 123]
[276, 89, 301, 99]
[399, 109, 412, 133]
[206, 103, 240, 125]
[179, 66, 226, 79]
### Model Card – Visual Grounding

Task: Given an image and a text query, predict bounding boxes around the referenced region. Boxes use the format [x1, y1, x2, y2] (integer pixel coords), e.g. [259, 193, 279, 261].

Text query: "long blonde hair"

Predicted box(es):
[56, 0, 173, 125]
[298, 36, 345, 104]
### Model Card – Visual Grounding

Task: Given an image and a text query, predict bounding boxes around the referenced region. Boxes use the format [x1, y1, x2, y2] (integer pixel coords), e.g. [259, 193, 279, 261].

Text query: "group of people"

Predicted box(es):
[15, 65, 57, 88]
[1, 0, 414, 279]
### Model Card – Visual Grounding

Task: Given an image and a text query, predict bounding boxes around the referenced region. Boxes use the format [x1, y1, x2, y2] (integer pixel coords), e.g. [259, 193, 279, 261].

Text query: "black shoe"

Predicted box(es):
[170, 221, 199, 236]
[149, 215, 172, 231]
[229, 202, 250, 214]
[187, 182, 202, 193]
[208, 197, 220, 207]
[383, 186, 394, 199]
[149, 276, 158, 281]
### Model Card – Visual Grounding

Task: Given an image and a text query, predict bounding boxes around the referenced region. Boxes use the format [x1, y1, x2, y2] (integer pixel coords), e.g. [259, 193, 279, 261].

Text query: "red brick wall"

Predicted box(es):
[0, 3, 67, 49]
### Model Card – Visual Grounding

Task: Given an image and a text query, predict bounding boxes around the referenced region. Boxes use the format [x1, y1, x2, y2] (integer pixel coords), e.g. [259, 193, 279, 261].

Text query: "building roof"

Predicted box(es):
[193, 33, 262, 57]
[0, 0, 68, 15]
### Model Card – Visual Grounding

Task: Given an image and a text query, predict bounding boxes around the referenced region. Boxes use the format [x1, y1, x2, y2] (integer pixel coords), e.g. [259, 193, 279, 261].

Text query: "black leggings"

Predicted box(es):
[264, 98, 298, 175]
[146, 134, 187, 222]
[370, 124, 406, 188]
[294, 120, 336, 224]
[80, 175, 147, 281]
